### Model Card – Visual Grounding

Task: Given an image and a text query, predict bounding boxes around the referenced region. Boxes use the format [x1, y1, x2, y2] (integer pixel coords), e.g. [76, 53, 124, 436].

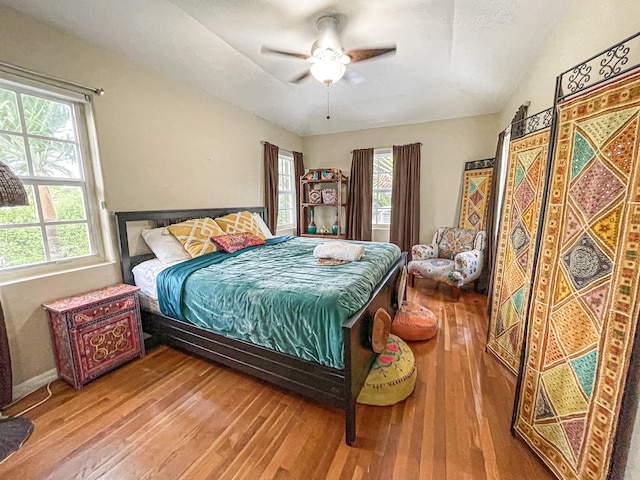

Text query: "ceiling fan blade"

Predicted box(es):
[346, 47, 397, 63]
[261, 46, 309, 60]
[290, 70, 311, 83]
[343, 69, 364, 85]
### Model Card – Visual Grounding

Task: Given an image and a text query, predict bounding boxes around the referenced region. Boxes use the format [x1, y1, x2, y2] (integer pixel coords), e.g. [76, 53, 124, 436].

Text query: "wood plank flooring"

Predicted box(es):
[0, 283, 553, 479]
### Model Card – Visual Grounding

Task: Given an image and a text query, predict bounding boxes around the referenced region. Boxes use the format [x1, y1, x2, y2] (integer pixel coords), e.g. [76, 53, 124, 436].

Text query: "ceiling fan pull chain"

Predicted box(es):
[326, 87, 331, 120]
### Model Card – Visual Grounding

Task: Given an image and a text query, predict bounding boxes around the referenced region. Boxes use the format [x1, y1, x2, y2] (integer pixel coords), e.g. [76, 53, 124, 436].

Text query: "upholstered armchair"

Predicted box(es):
[407, 228, 486, 301]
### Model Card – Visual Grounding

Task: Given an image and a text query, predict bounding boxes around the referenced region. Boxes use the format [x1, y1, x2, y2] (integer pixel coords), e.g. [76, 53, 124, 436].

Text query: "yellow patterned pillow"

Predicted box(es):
[214, 211, 265, 239]
[166, 217, 225, 257]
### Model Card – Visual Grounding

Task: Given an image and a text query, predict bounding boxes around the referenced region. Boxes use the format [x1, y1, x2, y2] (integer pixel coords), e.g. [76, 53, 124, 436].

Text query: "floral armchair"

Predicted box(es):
[407, 228, 486, 301]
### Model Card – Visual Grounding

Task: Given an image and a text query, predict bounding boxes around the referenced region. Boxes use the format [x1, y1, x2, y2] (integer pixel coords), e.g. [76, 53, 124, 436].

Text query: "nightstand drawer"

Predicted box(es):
[72, 294, 136, 327]
[72, 310, 143, 385]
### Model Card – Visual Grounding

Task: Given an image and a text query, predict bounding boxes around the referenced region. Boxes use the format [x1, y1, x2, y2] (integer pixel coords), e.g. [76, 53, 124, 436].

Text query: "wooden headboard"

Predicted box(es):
[114, 206, 267, 285]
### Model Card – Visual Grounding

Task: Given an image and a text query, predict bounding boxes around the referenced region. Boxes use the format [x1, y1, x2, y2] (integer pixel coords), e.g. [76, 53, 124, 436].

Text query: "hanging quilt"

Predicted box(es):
[458, 159, 494, 231]
[513, 71, 640, 480]
[487, 127, 551, 374]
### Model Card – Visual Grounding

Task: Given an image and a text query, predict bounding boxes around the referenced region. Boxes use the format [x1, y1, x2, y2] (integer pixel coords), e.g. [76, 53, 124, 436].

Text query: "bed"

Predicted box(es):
[114, 206, 406, 445]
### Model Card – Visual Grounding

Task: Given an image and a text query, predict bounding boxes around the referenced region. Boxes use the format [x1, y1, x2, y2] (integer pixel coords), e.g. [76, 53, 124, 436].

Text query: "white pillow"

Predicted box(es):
[141, 227, 192, 264]
[252, 212, 274, 239]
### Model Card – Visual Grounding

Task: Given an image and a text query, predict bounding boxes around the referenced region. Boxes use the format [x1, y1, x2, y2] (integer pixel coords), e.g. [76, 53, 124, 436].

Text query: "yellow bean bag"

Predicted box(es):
[357, 334, 417, 406]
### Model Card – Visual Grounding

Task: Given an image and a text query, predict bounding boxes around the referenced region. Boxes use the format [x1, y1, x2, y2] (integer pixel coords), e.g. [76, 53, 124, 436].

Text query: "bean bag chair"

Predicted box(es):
[391, 301, 438, 341]
[357, 334, 417, 406]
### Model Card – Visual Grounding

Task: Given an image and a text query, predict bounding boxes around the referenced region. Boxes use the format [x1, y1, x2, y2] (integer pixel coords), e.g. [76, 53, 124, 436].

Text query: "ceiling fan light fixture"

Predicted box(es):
[310, 57, 346, 85]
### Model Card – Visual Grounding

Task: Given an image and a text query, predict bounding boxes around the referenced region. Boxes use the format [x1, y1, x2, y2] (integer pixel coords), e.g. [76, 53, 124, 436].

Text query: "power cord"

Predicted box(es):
[0, 381, 54, 419]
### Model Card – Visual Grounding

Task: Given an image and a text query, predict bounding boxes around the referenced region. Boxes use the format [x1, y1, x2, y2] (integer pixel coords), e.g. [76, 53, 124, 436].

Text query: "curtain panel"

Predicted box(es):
[483, 103, 528, 299]
[482, 130, 507, 300]
[293, 152, 304, 236]
[263, 142, 279, 233]
[347, 148, 373, 241]
[390, 143, 421, 253]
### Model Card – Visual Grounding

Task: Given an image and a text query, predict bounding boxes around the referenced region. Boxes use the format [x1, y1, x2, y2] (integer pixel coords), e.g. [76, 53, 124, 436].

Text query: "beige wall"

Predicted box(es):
[303, 114, 500, 243]
[498, 0, 640, 129]
[0, 5, 302, 387]
[496, 0, 640, 477]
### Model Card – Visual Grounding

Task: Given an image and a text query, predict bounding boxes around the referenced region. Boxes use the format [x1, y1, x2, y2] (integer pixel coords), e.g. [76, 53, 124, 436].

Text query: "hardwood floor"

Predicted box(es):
[0, 284, 553, 479]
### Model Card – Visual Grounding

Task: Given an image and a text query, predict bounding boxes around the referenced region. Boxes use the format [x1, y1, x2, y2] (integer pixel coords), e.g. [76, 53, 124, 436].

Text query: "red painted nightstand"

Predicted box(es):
[43, 283, 145, 390]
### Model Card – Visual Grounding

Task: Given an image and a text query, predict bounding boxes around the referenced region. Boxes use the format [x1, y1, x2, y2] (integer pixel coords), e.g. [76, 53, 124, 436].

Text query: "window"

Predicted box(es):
[372, 148, 393, 226]
[277, 150, 296, 228]
[0, 80, 103, 271]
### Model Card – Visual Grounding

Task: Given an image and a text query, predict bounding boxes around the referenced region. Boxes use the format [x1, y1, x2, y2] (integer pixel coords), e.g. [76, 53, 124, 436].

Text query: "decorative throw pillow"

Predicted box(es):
[438, 228, 477, 260]
[167, 217, 225, 257]
[214, 211, 265, 239]
[212, 232, 266, 253]
[141, 227, 192, 264]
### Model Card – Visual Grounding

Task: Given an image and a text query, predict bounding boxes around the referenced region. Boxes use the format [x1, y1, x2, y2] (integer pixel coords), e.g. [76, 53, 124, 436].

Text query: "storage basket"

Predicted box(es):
[322, 189, 337, 204]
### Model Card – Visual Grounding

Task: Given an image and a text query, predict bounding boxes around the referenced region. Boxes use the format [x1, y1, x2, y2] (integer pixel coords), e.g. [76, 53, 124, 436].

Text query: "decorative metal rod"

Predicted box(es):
[350, 143, 422, 153]
[0, 60, 104, 96]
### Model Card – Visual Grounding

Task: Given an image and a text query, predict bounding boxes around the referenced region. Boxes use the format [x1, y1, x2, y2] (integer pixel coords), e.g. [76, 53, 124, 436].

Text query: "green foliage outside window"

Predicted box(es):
[0, 86, 91, 269]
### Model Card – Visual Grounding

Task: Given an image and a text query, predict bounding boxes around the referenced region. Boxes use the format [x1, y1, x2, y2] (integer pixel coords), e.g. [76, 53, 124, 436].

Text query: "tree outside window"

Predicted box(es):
[372, 148, 393, 226]
[0, 84, 95, 269]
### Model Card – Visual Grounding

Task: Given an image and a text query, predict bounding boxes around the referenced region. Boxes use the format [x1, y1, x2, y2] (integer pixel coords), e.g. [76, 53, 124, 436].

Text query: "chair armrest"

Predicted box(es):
[411, 244, 438, 260]
[453, 250, 483, 282]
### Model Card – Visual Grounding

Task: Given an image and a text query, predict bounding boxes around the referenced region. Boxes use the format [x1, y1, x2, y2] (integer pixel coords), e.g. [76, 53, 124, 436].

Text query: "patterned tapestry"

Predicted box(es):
[513, 71, 640, 480]
[487, 128, 550, 374]
[459, 163, 494, 231]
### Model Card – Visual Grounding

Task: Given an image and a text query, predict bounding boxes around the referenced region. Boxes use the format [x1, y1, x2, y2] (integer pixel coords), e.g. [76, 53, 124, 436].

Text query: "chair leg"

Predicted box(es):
[408, 271, 415, 288]
[450, 286, 461, 302]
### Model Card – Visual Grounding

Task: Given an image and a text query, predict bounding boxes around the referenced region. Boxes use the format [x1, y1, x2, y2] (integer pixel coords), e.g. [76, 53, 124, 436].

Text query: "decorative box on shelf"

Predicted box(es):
[43, 283, 145, 390]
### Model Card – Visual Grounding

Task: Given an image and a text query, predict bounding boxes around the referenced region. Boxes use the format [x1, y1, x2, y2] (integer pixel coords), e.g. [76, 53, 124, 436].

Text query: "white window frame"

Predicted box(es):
[0, 75, 110, 281]
[277, 150, 296, 230]
[372, 147, 393, 227]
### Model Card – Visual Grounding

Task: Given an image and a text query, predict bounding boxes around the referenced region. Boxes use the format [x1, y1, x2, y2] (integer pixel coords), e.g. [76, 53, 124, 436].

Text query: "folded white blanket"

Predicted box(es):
[313, 241, 365, 262]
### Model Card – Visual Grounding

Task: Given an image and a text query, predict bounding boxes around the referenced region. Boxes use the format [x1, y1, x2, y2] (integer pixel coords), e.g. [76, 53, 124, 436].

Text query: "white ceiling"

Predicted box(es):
[2, 0, 570, 136]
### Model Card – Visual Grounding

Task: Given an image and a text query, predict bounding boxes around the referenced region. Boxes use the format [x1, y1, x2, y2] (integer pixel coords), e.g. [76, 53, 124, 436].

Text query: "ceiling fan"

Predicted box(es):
[261, 14, 396, 86]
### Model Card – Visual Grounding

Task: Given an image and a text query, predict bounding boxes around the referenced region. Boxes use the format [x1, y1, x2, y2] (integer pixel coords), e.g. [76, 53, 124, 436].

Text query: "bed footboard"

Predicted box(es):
[343, 252, 406, 445]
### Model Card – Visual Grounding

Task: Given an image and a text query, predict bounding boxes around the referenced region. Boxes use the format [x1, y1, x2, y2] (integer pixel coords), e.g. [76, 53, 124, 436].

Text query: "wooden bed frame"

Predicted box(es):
[114, 207, 406, 445]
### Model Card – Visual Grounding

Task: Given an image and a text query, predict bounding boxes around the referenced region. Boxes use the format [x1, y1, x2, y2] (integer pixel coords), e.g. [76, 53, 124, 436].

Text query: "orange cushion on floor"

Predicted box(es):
[391, 301, 438, 341]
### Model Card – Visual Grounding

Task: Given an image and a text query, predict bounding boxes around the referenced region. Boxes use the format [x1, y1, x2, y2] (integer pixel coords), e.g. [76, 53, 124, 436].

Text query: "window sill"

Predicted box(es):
[0, 259, 117, 287]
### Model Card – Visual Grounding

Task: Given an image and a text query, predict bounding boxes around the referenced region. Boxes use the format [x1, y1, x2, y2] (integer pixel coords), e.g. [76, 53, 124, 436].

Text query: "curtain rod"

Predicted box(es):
[350, 142, 422, 153]
[0, 60, 104, 97]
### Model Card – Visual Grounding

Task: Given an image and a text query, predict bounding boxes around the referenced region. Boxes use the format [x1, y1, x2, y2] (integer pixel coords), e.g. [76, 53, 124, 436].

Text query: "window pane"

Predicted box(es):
[0, 133, 28, 174]
[0, 226, 45, 268]
[372, 150, 393, 225]
[0, 185, 38, 225]
[22, 94, 76, 141]
[40, 185, 86, 222]
[0, 88, 21, 133]
[46, 223, 91, 260]
[28, 138, 81, 178]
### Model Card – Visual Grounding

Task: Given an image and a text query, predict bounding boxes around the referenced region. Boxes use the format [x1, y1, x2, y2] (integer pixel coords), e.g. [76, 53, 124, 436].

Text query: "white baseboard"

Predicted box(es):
[12, 369, 58, 401]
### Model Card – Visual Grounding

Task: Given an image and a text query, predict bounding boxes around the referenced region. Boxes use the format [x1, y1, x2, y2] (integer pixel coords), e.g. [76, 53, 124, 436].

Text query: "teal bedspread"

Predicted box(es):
[156, 237, 401, 369]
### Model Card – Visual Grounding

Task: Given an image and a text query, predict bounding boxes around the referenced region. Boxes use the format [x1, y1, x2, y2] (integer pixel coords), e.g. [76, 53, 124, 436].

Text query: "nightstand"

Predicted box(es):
[43, 283, 145, 390]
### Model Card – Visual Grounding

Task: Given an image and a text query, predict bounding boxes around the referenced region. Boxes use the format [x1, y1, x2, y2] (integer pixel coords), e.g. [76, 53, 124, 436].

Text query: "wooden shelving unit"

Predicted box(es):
[299, 168, 348, 239]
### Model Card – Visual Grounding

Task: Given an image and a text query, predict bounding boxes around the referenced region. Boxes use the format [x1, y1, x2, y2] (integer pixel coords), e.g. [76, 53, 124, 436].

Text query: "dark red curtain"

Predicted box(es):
[347, 149, 373, 241]
[293, 151, 304, 236]
[263, 142, 279, 233]
[0, 305, 12, 407]
[390, 143, 421, 253]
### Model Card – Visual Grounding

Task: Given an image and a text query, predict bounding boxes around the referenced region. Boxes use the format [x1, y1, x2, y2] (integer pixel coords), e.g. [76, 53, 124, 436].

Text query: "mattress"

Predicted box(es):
[147, 236, 401, 369]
